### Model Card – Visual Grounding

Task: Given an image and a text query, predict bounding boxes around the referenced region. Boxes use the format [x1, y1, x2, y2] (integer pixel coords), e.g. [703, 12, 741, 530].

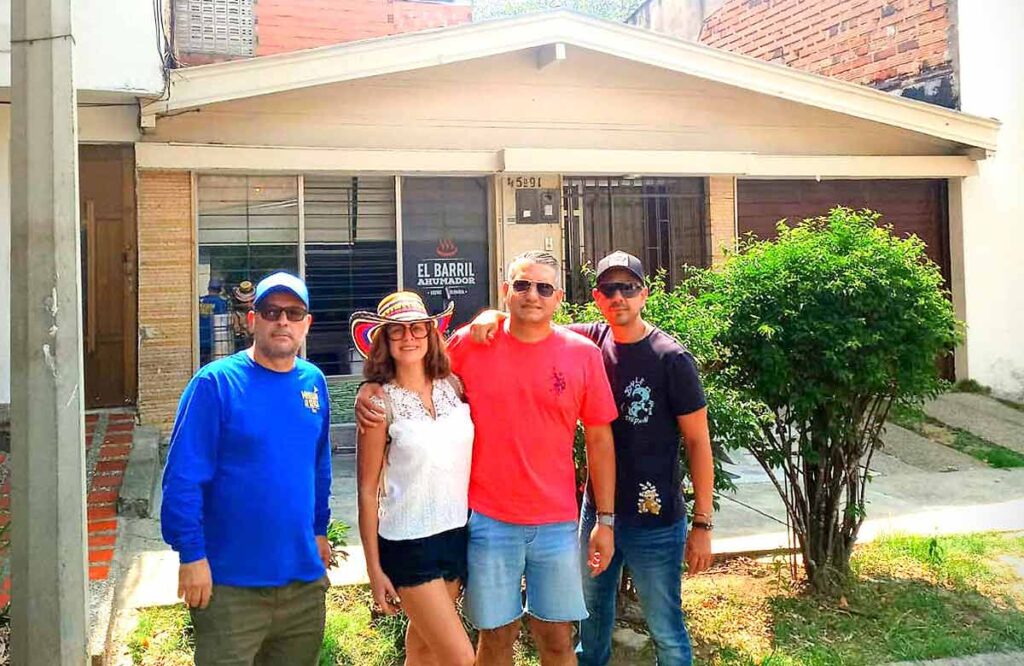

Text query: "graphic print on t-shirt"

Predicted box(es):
[622, 377, 655, 425]
[550, 367, 567, 396]
[637, 481, 662, 515]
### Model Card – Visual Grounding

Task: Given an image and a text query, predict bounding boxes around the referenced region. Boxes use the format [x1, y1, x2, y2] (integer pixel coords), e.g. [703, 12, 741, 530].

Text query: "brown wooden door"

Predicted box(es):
[80, 145, 137, 408]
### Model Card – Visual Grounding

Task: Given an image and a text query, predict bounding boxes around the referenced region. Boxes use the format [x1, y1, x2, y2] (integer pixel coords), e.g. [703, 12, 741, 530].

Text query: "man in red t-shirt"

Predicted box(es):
[357, 250, 617, 665]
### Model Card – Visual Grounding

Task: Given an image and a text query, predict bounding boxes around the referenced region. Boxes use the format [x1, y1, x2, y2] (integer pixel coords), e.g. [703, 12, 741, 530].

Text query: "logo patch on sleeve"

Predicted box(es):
[301, 386, 321, 414]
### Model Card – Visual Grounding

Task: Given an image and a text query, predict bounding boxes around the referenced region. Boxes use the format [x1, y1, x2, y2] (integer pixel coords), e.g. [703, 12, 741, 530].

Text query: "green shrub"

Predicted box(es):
[699, 207, 961, 594]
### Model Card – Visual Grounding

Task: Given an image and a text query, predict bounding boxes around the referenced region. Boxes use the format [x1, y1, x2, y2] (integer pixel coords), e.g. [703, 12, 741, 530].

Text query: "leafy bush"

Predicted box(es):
[326, 519, 350, 568]
[699, 207, 961, 594]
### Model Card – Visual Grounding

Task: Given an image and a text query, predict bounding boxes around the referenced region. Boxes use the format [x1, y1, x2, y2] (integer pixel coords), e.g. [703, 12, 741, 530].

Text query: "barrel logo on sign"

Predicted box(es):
[437, 238, 458, 258]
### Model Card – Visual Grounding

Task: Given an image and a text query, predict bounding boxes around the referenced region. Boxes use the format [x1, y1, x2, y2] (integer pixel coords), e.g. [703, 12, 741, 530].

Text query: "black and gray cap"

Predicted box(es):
[595, 251, 645, 282]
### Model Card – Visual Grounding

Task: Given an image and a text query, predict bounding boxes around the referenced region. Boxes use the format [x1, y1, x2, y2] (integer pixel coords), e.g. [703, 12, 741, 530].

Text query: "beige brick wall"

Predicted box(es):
[137, 171, 195, 431]
[708, 176, 737, 267]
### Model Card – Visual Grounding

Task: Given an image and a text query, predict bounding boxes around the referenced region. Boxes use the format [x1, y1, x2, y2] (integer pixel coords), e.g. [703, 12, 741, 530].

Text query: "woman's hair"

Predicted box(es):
[362, 322, 451, 384]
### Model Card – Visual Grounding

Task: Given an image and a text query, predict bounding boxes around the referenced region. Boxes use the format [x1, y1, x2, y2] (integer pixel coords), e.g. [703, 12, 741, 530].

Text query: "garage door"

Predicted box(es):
[737, 179, 950, 285]
[737, 179, 953, 379]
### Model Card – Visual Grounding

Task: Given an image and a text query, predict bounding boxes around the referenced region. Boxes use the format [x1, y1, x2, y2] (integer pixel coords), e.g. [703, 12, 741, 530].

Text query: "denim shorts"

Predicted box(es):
[464, 510, 588, 629]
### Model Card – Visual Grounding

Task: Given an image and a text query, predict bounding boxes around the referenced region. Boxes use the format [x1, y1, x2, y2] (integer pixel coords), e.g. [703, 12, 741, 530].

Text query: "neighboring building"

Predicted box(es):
[0, 0, 165, 410]
[173, 0, 472, 64]
[628, 0, 1024, 400]
[629, 0, 958, 107]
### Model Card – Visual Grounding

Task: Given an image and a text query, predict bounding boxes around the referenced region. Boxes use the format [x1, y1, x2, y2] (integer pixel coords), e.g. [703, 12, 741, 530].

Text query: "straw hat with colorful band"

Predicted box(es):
[233, 281, 256, 304]
[349, 291, 455, 359]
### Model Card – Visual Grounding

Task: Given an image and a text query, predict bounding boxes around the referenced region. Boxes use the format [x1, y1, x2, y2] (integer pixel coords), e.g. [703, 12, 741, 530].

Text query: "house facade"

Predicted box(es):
[0, 5, 1018, 434]
[129, 11, 999, 428]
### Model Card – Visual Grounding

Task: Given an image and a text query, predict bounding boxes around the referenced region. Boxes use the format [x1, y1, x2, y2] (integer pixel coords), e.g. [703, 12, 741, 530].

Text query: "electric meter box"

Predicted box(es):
[516, 188, 559, 223]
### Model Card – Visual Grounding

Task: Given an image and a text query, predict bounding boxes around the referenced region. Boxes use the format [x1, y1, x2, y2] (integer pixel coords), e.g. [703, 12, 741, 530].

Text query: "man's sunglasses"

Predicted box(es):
[257, 306, 308, 322]
[596, 282, 644, 298]
[511, 279, 557, 298]
[385, 322, 430, 341]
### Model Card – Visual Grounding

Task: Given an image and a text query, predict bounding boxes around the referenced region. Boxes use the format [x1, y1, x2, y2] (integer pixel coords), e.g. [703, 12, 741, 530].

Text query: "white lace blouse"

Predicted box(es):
[371, 377, 474, 541]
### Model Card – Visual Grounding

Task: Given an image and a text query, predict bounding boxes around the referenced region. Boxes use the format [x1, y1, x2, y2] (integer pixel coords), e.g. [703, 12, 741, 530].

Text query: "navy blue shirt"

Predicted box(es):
[161, 351, 332, 586]
[573, 323, 706, 527]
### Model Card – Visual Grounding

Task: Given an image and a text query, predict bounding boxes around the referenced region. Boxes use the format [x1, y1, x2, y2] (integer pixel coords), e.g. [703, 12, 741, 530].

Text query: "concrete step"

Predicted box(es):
[925, 393, 1024, 454]
[880, 423, 985, 472]
[331, 423, 356, 453]
[118, 426, 161, 519]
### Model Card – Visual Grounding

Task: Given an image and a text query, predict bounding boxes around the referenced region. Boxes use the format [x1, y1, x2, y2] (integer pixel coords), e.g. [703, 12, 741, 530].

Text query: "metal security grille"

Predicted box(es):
[562, 177, 707, 302]
[174, 0, 255, 57]
[303, 176, 398, 377]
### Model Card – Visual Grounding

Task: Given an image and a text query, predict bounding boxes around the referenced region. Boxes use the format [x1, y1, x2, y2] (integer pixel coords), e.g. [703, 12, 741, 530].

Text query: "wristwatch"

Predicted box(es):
[596, 512, 615, 528]
[691, 520, 714, 531]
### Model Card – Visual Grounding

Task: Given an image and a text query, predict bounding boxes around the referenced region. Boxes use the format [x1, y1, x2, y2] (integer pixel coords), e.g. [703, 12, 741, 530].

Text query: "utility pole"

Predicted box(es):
[10, 0, 89, 661]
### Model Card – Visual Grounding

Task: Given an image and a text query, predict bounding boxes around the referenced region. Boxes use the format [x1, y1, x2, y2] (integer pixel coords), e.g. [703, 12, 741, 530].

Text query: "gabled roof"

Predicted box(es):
[142, 10, 999, 151]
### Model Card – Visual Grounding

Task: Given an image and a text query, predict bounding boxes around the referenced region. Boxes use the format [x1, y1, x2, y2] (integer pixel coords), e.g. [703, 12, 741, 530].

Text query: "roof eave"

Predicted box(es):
[143, 10, 1000, 152]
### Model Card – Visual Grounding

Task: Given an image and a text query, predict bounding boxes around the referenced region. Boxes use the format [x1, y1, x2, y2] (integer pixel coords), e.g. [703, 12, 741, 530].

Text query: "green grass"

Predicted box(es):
[126, 606, 193, 666]
[888, 403, 926, 431]
[951, 429, 1024, 468]
[888, 403, 1024, 469]
[125, 586, 540, 665]
[686, 532, 1024, 666]
[124, 533, 1024, 666]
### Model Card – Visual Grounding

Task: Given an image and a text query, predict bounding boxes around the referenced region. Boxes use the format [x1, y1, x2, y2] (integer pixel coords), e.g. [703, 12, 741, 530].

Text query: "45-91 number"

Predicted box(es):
[507, 176, 542, 188]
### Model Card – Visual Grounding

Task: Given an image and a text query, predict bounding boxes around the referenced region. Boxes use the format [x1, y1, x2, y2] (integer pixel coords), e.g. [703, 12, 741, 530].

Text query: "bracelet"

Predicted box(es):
[693, 511, 713, 520]
[691, 521, 714, 531]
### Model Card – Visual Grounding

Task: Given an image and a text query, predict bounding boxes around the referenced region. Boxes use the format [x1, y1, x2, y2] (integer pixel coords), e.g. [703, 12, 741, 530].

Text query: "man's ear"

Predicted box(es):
[246, 310, 256, 332]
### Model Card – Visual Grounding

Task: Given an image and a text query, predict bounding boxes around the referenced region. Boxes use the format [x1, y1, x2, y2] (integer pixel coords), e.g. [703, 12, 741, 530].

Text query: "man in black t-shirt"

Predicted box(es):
[470, 251, 714, 666]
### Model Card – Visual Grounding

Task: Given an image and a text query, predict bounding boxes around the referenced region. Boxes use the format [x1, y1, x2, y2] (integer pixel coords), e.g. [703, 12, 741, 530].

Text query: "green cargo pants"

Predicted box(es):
[190, 576, 329, 666]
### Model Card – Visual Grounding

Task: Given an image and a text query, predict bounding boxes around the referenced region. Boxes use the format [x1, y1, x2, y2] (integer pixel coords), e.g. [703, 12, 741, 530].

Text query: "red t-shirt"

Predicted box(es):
[447, 322, 618, 524]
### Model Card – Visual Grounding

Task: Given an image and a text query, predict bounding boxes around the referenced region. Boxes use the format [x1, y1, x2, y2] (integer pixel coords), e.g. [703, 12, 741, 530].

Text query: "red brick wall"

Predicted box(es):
[178, 0, 471, 62]
[699, 0, 957, 106]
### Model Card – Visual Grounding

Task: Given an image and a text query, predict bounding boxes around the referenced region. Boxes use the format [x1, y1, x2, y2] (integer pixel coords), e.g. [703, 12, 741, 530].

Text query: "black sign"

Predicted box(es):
[401, 178, 490, 328]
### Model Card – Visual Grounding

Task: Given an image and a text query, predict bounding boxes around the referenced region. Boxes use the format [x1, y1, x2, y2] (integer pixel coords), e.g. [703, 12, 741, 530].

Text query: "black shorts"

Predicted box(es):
[378, 526, 469, 589]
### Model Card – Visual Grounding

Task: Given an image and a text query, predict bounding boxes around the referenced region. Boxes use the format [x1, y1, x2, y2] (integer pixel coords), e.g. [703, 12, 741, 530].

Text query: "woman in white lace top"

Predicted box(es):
[351, 291, 474, 666]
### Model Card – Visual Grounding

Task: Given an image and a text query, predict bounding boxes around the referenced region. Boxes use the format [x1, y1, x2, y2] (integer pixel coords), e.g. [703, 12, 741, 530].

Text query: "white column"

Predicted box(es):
[10, 0, 89, 662]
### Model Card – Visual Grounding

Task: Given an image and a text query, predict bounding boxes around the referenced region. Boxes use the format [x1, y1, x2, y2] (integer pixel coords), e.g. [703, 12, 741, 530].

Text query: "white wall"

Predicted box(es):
[957, 0, 1024, 399]
[0, 107, 9, 403]
[0, 0, 164, 95]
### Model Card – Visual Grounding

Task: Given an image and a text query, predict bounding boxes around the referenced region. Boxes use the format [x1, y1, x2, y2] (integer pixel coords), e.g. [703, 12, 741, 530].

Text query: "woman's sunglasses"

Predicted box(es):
[511, 279, 556, 298]
[596, 282, 644, 298]
[385, 322, 430, 341]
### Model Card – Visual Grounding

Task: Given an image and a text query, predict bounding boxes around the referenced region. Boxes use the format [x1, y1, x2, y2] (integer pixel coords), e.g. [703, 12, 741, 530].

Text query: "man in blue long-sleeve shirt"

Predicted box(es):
[162, 272, 333, 665]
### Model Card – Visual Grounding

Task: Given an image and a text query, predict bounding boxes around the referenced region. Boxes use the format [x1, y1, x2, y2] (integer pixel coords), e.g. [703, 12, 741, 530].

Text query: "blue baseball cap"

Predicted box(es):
[254, 272, 309, 308]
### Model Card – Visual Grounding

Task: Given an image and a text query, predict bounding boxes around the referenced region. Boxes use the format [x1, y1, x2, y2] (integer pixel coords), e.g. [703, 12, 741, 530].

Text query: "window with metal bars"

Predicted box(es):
[303, 176, 398, 377]
[196, 175, 300, 365]
[562, 177, 707, 302]
[174, 0, 255, 57]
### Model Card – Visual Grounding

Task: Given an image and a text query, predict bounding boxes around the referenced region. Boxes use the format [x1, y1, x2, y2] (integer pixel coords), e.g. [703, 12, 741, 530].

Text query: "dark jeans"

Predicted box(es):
[577, 498, 693, 666]
[190, 576, 329, 666]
